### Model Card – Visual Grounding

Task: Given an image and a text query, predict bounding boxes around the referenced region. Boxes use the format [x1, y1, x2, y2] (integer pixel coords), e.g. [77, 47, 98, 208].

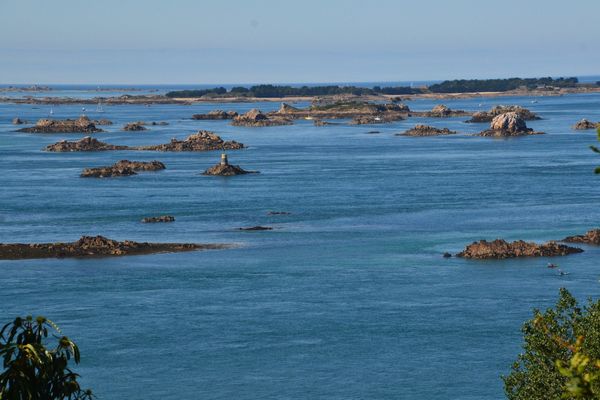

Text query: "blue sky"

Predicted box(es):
[1, 0, 599, 84]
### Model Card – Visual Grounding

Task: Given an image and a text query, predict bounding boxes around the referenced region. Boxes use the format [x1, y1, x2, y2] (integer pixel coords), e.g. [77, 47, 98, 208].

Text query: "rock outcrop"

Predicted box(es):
[0, 235, 225, 260]
[350, 115, 403, 125]
[563, 229, 600, 245]
[466, 105, 540, 123]
[136, 130, 244, 152]
[277, 103, 300, 113]
[202, 153, 258, 176]
[397, 125, 457, 136]
[142, 215, 175, 223]
[93, 119, 113, 125]
[572, 119, 598, 130]
[238, 226, 273, 231]
[45, 136, 128, 152]
[123, 122, 147, 131]
[456, 239, 583, 259]
[12, 117, 25, 125]
[192, 110, 238, 120]
[81, 160, 165, 178]
[422, 104, 468, 118]
[17, 115, 103, 133]
[232, 109, 292, 127]
[477, 112, 544, 137]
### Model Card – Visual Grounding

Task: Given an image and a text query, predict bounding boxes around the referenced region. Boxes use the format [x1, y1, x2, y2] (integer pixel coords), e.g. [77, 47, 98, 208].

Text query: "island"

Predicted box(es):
[17, 116, 103, 133]
[477, 112, 544, 137]
[396, 125, 457, 137]
[563, 229, 600, 245]
[202, 154, 259, 176]
[466, 105, 540, 123]
[81, 160, 166, 178]
[231, 109, 292, 127]
[456, 239, 583, 259]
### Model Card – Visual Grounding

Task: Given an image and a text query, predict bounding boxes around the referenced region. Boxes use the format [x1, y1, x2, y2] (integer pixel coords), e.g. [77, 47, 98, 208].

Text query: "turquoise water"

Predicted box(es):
[1, 93, 600, 399]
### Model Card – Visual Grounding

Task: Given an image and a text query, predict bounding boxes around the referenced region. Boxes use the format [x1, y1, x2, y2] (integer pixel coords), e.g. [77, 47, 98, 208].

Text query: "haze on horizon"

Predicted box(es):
[1, 0, 599, 85]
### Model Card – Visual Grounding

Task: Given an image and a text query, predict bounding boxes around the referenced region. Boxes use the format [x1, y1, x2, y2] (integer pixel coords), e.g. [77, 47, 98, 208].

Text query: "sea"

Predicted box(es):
[1, 81, 600, 399]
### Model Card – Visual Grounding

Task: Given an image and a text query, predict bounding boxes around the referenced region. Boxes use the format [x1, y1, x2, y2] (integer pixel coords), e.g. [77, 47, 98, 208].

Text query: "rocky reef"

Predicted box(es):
[238, 226, 273, 231]
[457, 239, 583, 259]
[563, 229, 600, 245]
[17, 115, 103, 133]
[0, 235, 225, 260]
[477, 112, 544, 137]
[422, 104, 468, 118]
[572, 119, 598, 130]
[142, 215, 175, 223]
[397, 125, 457, 136]
[45, 136, 128, 152]
[350, 115, 403, 125]
[93, 119, 113, 125]
[232, 109, 292, 127]
[202, 153, 258, 176]
[192, 110, 238, 120]
[272, 101, 410, 121]
[136, 130, 244, 152]
[81, 160, 166, 178]
[123, 122, 147, 131]
[466, 105, 540, 123]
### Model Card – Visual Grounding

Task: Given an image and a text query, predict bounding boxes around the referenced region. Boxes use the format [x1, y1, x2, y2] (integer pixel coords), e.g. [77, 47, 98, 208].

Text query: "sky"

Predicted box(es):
[1, 0, 599, 84]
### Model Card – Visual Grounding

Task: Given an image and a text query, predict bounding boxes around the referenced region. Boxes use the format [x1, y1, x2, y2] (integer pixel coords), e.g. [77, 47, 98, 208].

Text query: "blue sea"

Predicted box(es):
[1, 89, 600, 399]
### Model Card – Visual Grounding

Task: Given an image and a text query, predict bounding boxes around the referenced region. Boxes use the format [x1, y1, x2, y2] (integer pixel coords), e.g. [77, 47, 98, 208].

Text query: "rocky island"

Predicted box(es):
[45, 137, 128, 152]
[142, 216, 175, 223]
[123, 122, 147, 131]
[81, 160, 166, 178]
[572, 119, 599, 130]
[202, 154, 258, 176]
[192, 110, 238, 120]
[0, 235, 226, 260]
[419, 104, 469, 118]
[397, 125, 457, 136]
[136, 130, 244, 152]
[477, 112, 544, 137]
[457, 239, 583, 259]
[563, 229, 600, 245]
[232, 109, 292, 127]
[17, 115, 103, 133]
[466, 105, 540, 123]
[270, 101, 410, 122]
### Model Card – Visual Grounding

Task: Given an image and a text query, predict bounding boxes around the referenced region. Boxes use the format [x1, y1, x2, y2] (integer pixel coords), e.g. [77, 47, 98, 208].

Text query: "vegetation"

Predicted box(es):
[503, 289, 600, 399]
[429, 77, 579, 93]
[0, 316, 92, 400]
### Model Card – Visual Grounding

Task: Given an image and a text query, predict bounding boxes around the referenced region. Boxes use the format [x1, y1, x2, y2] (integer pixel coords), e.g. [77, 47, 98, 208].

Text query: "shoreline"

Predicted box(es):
[2, 87, 600, 106]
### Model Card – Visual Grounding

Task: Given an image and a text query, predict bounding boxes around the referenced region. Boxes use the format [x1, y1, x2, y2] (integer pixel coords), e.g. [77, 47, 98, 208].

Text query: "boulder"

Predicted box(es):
[477, 112, 544, 137]
[238, 226, 273, 231]
[12, 117, 25, 125]
[142, 215, 175, 223]
[123, 122, 147, 131]
[0, 235, 225, 260]
[232, 109, 292, 127]
[397, 124, 457, 136]
[563, 229, 600, 245]
[466, 105, 540, 123]
[18, 115, 103, 133]
[456, 239, 583, 259]
[45, 136, 128, 152]
[136, 130, 244, 152]
[572, 119, 598, 130]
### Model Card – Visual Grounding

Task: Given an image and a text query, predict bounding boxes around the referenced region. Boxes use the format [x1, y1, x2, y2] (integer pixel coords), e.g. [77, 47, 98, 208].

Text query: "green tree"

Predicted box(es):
[503, 289, 600, 399]
[0, 316, 93, 400]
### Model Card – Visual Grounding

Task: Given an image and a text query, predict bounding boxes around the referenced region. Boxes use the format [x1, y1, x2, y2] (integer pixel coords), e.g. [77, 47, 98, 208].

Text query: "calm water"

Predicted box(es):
[1, 92, 600, 399]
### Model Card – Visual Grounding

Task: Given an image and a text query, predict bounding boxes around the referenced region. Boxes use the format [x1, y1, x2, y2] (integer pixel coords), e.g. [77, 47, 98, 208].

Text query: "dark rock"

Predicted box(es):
[192, 110, 238, 120]
[142, 215, 175, 223]
[92, 119, 113, 125]
[0, 235, 225, 260]
[136, 130, 244, 152]
[45, 136, 128, 152]
[456, 239, 583, 259]
[123, 122, 147, 131]
[443, 252, 452, 258]
[17, 115, 103, 133]
[238, 226, 273, 231]
[397, 124, 457, 136]
[563, 229, 600, 245]
[81, 160, 165, 178]
[572, 119, 598, 130]
[268, 211, 291, 215]
[150, 121, 169, 126]
[12, 117, 25, 125]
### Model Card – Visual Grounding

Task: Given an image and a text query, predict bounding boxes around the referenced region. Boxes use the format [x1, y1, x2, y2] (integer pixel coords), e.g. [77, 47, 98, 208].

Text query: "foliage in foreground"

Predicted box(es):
[0, 316, 92, 400]
[503, 288, 600, 399]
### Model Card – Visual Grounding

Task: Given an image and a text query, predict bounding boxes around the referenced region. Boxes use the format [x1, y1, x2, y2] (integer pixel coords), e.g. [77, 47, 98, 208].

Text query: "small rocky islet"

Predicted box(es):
[142, 215, 175, 223]
[563, 229, 600, 245]
[456, 239, 582, 259]
[202, 154, 258, 176]
[231, 108, 292, 127]
[397, 124, 457, 137]
[0, 235, 226, 260]
[466, 105, 540, 123]
[572, 119, 599, 130]
[17, 115, 103, 133]
[192, 110, 238, 120]
[81, 160, 166, 178]
[477, 112, 544, 137]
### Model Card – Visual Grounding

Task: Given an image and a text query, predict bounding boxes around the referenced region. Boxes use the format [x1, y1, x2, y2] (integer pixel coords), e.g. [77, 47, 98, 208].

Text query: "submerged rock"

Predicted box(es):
[81, 160, 165, 178]
[563, 229, 600, 245]
[136, 130, 244, 152]
[142, 215, 175, 223]
[397, 124, 457, 136]
[477, 112, 544, 137]
[267, 211, 291, 215]
[123, 122, 147, 131]
[466, 105, 540, 123]
[238, 226, 273, 231]
[202, 153, 258, 176]
[456, 239, 583, 259]
[232, 109, 292, 127]
[45, 136, 128, 152]
[18, 115, 103, 133]
[12, 117, 26, 125]
[92, 118, 113, 125]
[350, 115, 403, 125]
[192, 110, 238, 120]
[572, 119, 598, 130]
[0, 235, 225, 260]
